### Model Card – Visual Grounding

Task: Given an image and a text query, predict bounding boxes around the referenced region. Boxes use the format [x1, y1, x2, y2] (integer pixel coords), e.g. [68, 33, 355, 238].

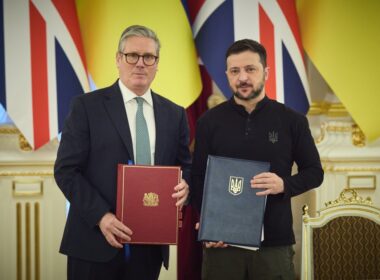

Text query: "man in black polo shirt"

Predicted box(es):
[192, 39, 323, 280]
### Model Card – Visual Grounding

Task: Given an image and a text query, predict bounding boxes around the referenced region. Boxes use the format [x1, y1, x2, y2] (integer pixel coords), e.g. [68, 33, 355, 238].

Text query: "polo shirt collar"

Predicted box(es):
[229, 95, 269, 115]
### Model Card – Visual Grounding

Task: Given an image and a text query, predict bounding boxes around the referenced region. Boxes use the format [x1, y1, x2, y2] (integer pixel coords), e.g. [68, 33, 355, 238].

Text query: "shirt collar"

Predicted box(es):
[118, 79, 153, 106]
[229, 95, 269, 115]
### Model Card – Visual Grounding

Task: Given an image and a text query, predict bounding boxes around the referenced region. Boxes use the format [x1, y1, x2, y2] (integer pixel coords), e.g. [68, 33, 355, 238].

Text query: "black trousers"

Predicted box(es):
[67, 245, 162, 280]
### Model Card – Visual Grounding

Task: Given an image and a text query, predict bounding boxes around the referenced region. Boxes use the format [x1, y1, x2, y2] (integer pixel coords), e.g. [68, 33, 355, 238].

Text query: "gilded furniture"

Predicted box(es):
[301, 188, 380, 280]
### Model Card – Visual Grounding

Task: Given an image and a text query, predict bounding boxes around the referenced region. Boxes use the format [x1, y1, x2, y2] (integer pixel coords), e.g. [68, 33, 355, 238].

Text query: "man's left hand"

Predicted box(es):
[250, 172, 284, 196]
[172, 179, 189, 209]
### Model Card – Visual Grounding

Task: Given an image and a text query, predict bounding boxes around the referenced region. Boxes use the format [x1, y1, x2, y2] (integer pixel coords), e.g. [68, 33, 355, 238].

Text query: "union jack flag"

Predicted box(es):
[0, 0, 88, 149]
[185, 0, 310, 114]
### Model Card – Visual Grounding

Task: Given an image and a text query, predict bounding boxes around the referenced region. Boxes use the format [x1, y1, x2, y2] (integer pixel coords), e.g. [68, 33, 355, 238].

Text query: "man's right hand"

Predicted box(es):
[195, 222, 228, 248]
[98, 212, 133, 248]
[204, 241, 228, 248]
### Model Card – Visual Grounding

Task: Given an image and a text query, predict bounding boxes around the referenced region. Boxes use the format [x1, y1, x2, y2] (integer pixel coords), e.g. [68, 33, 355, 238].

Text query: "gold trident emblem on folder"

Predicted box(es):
[229, 176, 244, 196]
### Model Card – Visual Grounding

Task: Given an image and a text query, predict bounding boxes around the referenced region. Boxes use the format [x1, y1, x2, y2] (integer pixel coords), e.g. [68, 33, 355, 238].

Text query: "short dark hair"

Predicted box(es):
[225, 39, 267, 68]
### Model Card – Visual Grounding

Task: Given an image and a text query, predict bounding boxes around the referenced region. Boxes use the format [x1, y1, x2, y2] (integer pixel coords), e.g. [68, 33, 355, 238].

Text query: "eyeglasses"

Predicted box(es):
[121, 52, 158, 66]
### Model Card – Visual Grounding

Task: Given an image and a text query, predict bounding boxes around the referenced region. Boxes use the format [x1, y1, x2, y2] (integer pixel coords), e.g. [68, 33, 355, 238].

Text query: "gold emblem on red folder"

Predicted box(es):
[229, 176, 243, 195]
[143, 192, 159, 207]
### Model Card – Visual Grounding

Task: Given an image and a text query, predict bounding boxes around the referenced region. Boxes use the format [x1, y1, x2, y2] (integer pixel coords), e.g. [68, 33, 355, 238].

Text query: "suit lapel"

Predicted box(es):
[152, 92, 167, 165]
[103, 82, 134, 160]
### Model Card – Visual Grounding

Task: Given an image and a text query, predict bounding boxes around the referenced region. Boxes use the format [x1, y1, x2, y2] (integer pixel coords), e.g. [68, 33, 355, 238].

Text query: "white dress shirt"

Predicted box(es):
[118, 80, 156, 164]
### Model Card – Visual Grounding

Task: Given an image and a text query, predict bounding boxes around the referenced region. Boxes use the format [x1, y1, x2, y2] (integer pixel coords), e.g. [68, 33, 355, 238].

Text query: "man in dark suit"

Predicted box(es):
[54, 25, 191, 280]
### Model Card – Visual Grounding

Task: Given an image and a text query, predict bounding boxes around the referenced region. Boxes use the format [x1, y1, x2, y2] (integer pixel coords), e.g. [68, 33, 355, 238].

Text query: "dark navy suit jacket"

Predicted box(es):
[54, 81, 191, 269]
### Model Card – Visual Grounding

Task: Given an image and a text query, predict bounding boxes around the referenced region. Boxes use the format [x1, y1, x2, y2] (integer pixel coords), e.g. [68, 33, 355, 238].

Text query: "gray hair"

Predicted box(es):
[117, 25, 161, 56]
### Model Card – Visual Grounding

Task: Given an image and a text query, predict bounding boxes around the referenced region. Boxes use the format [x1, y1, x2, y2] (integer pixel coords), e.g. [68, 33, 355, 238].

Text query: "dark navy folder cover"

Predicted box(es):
[198, 155, 270, 247]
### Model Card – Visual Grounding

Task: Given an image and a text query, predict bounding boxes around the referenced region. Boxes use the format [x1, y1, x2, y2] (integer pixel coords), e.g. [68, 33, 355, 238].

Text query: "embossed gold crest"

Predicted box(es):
[143, 192, 159, 207]
[229, 176, 243, 196]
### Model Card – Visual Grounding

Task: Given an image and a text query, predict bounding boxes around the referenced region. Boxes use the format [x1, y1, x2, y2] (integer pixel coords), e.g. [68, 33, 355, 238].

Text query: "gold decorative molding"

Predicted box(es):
[303, 193, 379, 225]
[0, 126, 19, 134]
[26, 202, 31, 280]
[16, 203, 22, 280]
[316, 123, 352, 144]
[0, 125, 33, 151]
[0, 171, 53, 176]
[352, 124, 366, 147]
[307, 101, 349, 117]
[347, 175, 376, 190]
[315, 122, 326, 144]
[326, 125, 351, 133]
[0, 162, 55, 166]
[302, 223, 309, 280]
[15, 202, 41, 280]
[13, 179, 44, 197]
[324, 189, 372, 208]
[19, 134, 33, 151]
[307, 102, 324, 116]
[323, 165, 380, 172]
[302, 205, 309, 219]
[314, 120, 367, 147]
[35, 203, 40, 280]
[326, 103, 349, 117]
[322, 158, 380, 163]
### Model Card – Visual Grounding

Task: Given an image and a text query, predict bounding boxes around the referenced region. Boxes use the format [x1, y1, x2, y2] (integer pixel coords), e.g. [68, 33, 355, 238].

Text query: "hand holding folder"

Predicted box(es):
[116, 164, 181, 244]
[198, 156, 270, 248]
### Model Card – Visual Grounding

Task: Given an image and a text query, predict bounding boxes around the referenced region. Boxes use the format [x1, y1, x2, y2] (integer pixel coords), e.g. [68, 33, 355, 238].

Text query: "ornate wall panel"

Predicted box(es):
[0, 126, 66, 280]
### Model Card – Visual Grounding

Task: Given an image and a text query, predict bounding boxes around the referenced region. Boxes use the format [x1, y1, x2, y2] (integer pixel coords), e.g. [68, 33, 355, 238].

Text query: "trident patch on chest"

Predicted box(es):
[269, 131, 278, 144]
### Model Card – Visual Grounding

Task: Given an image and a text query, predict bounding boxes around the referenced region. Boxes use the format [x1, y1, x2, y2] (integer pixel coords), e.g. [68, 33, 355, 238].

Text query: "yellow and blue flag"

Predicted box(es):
[76, 0, 201, 109]
[298, 0, 380, 141]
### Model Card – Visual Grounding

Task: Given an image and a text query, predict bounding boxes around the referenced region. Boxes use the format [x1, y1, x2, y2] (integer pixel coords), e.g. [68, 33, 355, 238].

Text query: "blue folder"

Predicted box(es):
[198, 155, 270, 247]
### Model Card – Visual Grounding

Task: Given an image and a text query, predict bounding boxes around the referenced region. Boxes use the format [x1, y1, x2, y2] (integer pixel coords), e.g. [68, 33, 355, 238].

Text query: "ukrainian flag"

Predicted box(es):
[298, 0, 380, 141]
[75, 0, 201, 108]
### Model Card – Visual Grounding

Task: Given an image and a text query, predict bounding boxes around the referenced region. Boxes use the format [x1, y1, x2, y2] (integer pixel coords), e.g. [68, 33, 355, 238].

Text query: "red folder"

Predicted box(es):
[116, 164, 181, 244]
